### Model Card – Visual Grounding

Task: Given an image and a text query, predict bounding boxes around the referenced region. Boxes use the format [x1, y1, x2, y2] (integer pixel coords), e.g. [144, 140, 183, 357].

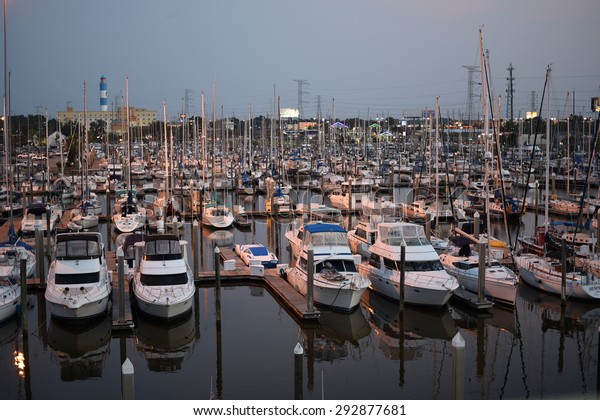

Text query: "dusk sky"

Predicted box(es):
[5, 0, 600, 121]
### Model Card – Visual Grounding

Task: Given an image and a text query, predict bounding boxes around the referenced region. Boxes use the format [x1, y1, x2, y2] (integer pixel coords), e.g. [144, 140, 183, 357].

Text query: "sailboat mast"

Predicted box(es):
[162, 99, 169, 221]
[125, 77, 131, 190]
[45, 106, 49, 200]
[435, 97, 439, 224]
[201, 91, 206, 191]
[544, 67, 552, 234]
[83, 81, 88, 201]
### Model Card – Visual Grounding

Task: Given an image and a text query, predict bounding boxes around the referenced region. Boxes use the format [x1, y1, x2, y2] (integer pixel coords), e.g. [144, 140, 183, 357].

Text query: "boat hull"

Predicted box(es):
[132, 282, 195, 320]
[359, 265, 457, 307]
[286, 267, 367, 312]
[47, 295, 111, 320]
[0, 282, 20, 323]
[515, 255, 600, 301]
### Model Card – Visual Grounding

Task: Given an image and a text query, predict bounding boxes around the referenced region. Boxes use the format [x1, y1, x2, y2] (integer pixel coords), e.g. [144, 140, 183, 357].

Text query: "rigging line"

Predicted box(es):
[572, 110, 600, 249]
[513, 66, 552, 253]
[482, 53, 514, 257]
[513, 300, 531, 398]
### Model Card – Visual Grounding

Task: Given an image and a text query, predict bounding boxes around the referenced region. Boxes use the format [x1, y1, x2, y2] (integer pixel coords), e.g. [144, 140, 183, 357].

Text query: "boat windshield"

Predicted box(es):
[56, 238, 101, 259]
[382, 256, 443, 271]
[249, 247, 269, 257]
[379, 224, 429, 246]
[305, 231, 348, 247]
[144, 238, 182, 261]
[316, 259, 357, 273]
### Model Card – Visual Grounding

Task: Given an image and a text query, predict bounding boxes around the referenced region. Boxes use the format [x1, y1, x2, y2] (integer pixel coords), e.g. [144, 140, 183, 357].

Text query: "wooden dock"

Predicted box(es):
[196, 247, 320, 321]
[105, 250, 135, 331]
[451, 288, 494, 310]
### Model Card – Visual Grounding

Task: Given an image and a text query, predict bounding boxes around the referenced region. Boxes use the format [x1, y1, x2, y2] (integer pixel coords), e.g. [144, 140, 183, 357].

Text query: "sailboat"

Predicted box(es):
[111, 78, 147, 234]
[200, 86, 234, 230]
[71, 82, 99, 230]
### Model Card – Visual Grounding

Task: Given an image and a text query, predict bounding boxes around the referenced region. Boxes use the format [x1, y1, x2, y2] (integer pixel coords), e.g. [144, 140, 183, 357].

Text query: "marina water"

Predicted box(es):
[1, 187, 599, 400]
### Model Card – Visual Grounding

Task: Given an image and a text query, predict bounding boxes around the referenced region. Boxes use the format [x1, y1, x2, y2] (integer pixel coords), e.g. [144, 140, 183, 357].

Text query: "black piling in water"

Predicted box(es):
[35, 226, 45, 286]
[20, 254, 28, 334]
[307, 244, 314, 312]
[117, 247, 125, 323]
[215, 246, 221, 322]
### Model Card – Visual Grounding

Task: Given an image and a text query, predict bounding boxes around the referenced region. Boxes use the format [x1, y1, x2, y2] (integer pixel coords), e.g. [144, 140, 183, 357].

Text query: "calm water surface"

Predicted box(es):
[1, 186, 599, 400]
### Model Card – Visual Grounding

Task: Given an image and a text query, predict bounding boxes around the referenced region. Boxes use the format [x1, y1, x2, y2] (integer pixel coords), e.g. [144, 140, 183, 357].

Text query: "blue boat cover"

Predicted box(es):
[304, 223, 347, 234]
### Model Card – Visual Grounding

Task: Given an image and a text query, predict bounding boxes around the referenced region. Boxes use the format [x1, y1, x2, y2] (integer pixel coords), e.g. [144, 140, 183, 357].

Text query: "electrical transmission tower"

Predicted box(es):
[506, 63, 515, 121]
[316, 95, 322, 119]
[530, 91, 537, 114]
[462, 65, 480, 125]
[293, 79, 309, 118]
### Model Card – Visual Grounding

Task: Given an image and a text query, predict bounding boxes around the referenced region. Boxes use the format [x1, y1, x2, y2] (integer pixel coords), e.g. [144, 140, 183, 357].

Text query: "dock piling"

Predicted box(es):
[121, 358, 135, 400]
[117, 247, 125, 323]
[215, 246, 221, 322]
[452, 332, 465, 400]
[294, 342, 304, 400]
[307, 244, 314, 312]
[20, 254, 28, 333]
[35, 225, 45, 286]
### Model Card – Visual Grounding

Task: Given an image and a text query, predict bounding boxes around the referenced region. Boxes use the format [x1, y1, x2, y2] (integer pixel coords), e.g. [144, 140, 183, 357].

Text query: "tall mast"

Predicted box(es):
[162, 99, 168, 220]
[125, 77, 131, 190]
[544, 66, 552, 234]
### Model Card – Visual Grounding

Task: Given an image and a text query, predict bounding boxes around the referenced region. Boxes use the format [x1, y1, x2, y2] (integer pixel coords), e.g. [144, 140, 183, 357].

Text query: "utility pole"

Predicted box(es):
[506, 63, 515, 121]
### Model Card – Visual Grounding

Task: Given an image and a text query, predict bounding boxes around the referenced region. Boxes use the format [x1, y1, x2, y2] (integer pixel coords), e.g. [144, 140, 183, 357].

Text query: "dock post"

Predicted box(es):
[117, 247, 125, 323]
[425, 215, 431, 241]
[552, 172, 556, 197]
[35, 225, 45, 286]
[473, 211, 480, 239]
[214, 246, 221, 322]
[106, 186, 112, 251]
[596, 211, 600, 254]
[348, 177, 353, 214]
[561, 238, 567, 307]
[452, 332, 465, 400]
[307, 244, 314, 312]
[294, 342, 304, 400]
[45, 204, 51, 255]
[121, 358, 135, 400]
[478, 241, 486, 303]
[534, 181, 539, 228]
[399, 243, 405, 311]
[192, 219, 199, 280]
[20, 254, 28, 333]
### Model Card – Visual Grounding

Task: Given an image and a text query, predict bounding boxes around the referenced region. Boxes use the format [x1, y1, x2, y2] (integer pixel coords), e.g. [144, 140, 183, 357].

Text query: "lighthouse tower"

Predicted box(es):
[99, 75, 108, 111]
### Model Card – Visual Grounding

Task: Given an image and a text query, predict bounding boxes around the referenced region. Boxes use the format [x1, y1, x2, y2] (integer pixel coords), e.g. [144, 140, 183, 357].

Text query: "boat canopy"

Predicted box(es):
[304, 223, 346, 234]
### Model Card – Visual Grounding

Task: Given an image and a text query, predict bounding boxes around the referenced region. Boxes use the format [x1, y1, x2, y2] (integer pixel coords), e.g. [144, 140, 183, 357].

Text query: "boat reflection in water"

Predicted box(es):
[47, 315, 111, 381]
[134, 309, 196, 372]
[362, 289, 458, 360]
[301, 306, 371, 363]
[0, 316, 19, 346]
[518, 281, 600, 322]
